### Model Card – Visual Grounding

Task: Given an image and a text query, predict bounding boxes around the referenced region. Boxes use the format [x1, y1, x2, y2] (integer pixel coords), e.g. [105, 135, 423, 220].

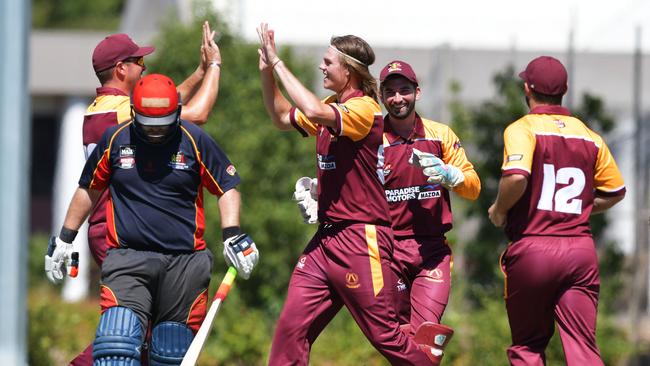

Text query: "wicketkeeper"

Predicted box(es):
[45, 73, 258, 366]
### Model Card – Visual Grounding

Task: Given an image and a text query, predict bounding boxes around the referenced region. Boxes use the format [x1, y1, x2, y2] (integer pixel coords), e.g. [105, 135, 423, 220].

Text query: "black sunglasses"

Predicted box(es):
[122, 56, 145, 67]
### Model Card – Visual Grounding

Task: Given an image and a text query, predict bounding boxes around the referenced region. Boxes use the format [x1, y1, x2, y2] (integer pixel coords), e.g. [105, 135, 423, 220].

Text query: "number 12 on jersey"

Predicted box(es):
[537, 163, 586, 215]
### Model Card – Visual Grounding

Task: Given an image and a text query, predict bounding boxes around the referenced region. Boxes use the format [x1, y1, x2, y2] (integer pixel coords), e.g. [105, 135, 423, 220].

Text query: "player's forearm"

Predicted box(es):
[218, 188, 241, 229]
[177, 66, 205, 104]
[592, 194, 624, 214]
[260, 69, 293, 130]
[272, 61, 336, 128]
[180, 66, 220, 125]
[493, 174, 528, 213]
[62, 187, 102, 231]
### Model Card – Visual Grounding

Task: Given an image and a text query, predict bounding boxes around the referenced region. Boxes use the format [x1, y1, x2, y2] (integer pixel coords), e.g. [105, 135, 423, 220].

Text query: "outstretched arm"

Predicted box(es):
[257, 23, 336, 128]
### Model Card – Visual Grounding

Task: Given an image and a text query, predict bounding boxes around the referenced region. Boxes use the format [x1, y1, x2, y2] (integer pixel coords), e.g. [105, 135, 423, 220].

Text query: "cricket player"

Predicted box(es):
[294, 60, 481, 364]
[257, 23, 437, 365]
[84, 22, 221, 265]
[379, 60, 480, 364]
[488, 56, 625, 365]
[63, 23, 221, 366]
[45, 73, 258, 366]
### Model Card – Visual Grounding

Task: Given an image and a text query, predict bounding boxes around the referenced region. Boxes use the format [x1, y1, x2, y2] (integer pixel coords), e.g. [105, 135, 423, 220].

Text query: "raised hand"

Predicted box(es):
[200, 21, 221, 71]
[256, 22, 279, 71]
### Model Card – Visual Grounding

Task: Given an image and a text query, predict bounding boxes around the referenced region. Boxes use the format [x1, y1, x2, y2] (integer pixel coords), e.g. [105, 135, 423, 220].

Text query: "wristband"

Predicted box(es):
[208, 61, 221, 68]
[271, 58, 282, 69]
[222, 226, 242, 241]
[59, 227, 78, 244]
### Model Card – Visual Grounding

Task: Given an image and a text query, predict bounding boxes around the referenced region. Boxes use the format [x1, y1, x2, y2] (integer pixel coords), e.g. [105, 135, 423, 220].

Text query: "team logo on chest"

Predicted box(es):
[119, 145, 136, 169]
[384, 163, 392, 177]
[169, 151, 189, 170]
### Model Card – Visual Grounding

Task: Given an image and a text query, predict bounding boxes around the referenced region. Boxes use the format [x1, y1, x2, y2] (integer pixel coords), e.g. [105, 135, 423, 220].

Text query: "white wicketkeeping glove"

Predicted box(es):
[409, 148, 464, 189]
[223, 233, 259, 280]
[293, 177, 318, 224]
[44, 236, 74, 284]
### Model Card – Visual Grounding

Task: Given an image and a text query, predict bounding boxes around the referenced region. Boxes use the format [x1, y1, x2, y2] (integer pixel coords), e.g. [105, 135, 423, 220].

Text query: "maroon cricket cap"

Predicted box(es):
[92, 33, 155, 73]
[379, 60, 418, 85]
[518, 56, 568, 96]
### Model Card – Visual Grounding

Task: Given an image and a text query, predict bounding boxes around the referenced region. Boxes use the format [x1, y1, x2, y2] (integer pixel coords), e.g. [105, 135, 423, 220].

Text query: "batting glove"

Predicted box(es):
[409, 148, 464, 189]
[44, 236, 73, 284]
[293, 177, 318, 224]
[223, 233, 259, 280]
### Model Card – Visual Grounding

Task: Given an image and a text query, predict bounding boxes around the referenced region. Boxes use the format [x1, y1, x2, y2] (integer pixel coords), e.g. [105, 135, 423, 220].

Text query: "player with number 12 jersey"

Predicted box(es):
[501, 105, 625, 241]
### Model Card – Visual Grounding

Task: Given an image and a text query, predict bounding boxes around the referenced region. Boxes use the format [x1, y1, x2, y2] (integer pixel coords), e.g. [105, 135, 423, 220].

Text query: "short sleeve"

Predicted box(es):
[593, 139, 625, 196]
[195, 133, 241, 197]
[327, 96, 379, 141]
[502, 121, 535, 177]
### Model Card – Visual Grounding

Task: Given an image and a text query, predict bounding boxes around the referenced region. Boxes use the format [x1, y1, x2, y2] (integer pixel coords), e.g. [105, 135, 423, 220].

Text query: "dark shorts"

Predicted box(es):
[99, 248, 213, 332]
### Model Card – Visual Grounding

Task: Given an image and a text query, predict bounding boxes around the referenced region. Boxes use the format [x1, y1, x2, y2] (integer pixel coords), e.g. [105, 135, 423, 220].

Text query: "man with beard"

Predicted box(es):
[378, 60, 481, 365]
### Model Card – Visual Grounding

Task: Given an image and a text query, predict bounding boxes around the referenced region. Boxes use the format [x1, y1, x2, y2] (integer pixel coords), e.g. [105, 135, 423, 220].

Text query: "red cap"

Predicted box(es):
[518, 56, 568, 96]
[92, 33, 154, 73]
[132, 74, 179, 126]
[379, 60, 418, 85]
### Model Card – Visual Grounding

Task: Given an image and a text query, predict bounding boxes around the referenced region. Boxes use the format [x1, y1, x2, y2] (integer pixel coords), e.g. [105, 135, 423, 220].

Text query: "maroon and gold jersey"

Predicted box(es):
[382, 114, 480, 237]
[83, 87, 132, 226]
[501, 105, 625, 241]
[290, 91, 390, 226]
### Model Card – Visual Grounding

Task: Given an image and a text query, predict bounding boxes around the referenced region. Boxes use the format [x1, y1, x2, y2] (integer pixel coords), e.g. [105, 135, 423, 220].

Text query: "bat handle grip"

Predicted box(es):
[69, 252, 79, 278]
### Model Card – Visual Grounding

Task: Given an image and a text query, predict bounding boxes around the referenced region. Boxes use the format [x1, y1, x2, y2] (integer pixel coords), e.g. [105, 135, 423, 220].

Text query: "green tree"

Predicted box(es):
[32, 0, 124, 30]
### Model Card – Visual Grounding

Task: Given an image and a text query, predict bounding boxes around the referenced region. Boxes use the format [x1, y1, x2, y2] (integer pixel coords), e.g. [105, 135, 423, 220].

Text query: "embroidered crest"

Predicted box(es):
[169, 151, 189, 170]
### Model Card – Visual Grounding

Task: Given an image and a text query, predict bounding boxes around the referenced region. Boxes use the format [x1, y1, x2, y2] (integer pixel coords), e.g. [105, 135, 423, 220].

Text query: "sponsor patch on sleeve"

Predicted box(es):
[507, 154, 523, 162]
[226, 164, 237, 176]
